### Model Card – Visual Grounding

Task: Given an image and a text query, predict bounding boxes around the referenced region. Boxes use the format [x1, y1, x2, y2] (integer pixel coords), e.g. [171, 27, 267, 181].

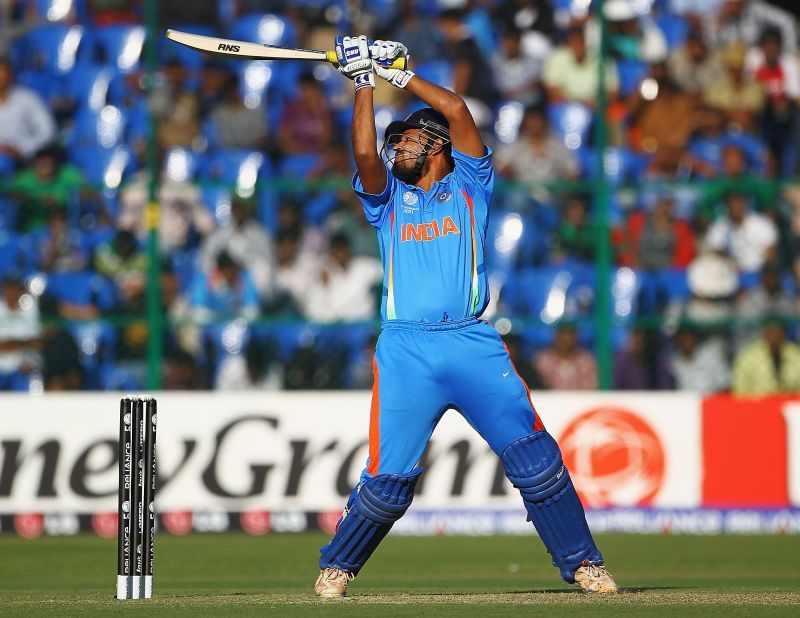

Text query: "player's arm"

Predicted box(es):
[405, 77, 484, 157]
[335, 35, 387, 195]
[370, 40, 484, 157]
[352, 87, 387, 194]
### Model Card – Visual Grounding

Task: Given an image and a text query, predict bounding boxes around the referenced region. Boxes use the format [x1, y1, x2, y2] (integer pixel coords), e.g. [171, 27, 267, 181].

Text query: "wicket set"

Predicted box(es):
[116, 395, 157, 600]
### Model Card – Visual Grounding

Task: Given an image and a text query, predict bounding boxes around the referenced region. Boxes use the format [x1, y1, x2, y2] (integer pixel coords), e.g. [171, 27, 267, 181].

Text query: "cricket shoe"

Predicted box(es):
[315, 567, 354, 598]
[573, 561, 618, 594]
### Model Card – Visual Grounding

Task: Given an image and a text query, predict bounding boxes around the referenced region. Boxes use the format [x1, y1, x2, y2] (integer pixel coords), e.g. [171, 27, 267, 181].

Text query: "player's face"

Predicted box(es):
[391, 128, 428, 183]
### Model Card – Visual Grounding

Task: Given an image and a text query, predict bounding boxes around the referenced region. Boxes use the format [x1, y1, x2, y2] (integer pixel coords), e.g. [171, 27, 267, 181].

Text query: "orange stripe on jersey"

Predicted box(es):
[500, 339, 545, 432]
[367, 356, 381, 475]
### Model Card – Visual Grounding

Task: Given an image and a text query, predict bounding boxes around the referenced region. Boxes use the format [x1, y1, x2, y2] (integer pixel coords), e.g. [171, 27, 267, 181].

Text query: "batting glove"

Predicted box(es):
[335, 35, 375, 91]
[370, 39, 415, 89]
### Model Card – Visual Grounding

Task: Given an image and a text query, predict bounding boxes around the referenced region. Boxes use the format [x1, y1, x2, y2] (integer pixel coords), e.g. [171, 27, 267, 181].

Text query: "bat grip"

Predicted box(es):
[326, 50, 408, 70]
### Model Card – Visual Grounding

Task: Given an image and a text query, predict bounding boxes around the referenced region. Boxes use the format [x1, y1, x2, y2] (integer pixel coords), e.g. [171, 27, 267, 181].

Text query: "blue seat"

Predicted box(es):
[738, 270, 761, 290]
[257, 190, 279, 233]
[218, 0, 237, 26]
[69, 321, 117, 389]
[582, 147, 648, 184]
[493, 101, 525, 144]
[278, 153, 321, 179]
[0, 198, 20, 231]
[0, 232, 34, 274]
[169, 248, 200, 294]
[201, 186, 233, 225]
[16, 70, 63, 106]
[25, 0, 79, 22]
[611, 267, 642, 320]
[0, 154, 15, 178]
[315, 324, 374, 387]
[414, 60, 454, 89]
[253, 323, 316, 362]
[77, 145, 133, 190]
[83, 226, 116, 254]
[203, 149, 272, 194]
[84, 25, 146, 73]
[101, 362, 147, 391]
[615, 58, 648, 96]
[44, 271, 116, 310]
[513, 264, 595, 321]
[655, 268, 691, 306]
[656, 14, 689, 50]
[485, 211, 528, 280]
[123, 98, 150, 144]
[163, 147, 202, 182]
[202, 320, 252, 377]
[18, 24, 84, 74]
[67, 105, 127, 164]
[548, 102, 593, 151]
[229, 14, 296, 47]
[236, 59, 276, 108]
[63, 64, 114, 111]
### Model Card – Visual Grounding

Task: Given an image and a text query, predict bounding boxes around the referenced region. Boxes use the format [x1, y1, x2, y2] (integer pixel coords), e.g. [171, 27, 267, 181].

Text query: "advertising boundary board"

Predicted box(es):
[0, 392, 797, 536]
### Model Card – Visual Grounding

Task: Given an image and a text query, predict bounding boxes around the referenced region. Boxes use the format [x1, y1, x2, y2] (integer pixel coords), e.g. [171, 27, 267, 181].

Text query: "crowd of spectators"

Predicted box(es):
[0, 0, 799, 395]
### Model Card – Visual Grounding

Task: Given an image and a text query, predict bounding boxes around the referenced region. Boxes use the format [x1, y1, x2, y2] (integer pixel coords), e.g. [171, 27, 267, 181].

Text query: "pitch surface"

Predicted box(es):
[1, 533, 798, 615]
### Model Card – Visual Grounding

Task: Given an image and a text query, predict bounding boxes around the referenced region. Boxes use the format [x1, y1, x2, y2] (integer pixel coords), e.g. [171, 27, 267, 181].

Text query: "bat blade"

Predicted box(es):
[165, 29, 408, 69]
[166, 29, 329, 62]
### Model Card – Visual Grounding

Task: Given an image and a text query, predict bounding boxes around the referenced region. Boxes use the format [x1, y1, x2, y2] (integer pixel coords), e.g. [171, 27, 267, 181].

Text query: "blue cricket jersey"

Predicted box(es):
[353, 147, 494, 323]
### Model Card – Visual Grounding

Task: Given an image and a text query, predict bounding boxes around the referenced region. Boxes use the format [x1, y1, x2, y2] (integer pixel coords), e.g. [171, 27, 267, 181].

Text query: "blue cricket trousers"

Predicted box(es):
[361, 317, 544, 482]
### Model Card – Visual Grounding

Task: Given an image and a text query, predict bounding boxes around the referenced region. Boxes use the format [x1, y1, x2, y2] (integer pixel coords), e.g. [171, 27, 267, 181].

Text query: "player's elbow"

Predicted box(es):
[353, 147, 380, 167]
[441, 96, 470, 122]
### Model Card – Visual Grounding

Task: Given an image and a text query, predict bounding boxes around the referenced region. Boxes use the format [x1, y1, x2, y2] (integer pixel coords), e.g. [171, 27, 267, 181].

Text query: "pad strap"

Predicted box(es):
[502, 431, 603, 582]
[319, 469, 422, 574]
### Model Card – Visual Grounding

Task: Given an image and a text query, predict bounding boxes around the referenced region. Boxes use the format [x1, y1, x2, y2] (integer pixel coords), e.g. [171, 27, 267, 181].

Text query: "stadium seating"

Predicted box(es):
[15, 70, 64, 111]
[83, 25, 146, 73]
[62, 64, 113, 111]
[70, 321, 117, 389]
[615, 58, 649, 96]
[164, 147, 202, 183]
[0, 197, 19, 231]
[43, 270, 116, 311]
[25, 0, 79, 23]
[0, 232, 35, 274]
[655, 13, 690, 50]
[18, 24, 84, 74]
[77, 145, 133, 191]
[548, 102, 593, 151]
[1, 1, 796, 395]
[67, 105, 127, 168]
[229, 14, 296, 47]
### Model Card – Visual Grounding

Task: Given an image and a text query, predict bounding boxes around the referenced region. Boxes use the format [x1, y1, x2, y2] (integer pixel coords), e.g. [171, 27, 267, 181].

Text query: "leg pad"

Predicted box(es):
[502, 431, 603, 582]
[319, 469, 422, 574]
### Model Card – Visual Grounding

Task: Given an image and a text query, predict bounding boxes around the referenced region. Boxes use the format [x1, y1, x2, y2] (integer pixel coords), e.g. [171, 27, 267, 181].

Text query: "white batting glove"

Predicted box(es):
[369, 39, 415, 89]
[335, 35, 374, 91]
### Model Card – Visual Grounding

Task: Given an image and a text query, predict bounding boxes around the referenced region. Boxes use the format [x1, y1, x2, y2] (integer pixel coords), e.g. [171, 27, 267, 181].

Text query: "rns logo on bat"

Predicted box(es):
[218, 43, 241, 52]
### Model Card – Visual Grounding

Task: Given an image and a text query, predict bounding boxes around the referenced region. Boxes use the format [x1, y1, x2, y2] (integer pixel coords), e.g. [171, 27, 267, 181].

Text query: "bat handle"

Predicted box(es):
[325, 50, 408, 71]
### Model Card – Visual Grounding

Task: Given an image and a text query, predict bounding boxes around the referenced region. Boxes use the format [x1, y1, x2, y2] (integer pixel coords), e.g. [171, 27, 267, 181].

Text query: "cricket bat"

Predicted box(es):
[165, 29, 408, 69]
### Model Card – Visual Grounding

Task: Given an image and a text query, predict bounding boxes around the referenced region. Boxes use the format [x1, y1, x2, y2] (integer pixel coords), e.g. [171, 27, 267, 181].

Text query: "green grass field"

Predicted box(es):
[1, 533, 798, 616]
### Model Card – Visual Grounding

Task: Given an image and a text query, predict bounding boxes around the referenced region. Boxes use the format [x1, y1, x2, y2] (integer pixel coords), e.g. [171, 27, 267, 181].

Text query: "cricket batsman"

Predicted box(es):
[315, 35, 618, 597]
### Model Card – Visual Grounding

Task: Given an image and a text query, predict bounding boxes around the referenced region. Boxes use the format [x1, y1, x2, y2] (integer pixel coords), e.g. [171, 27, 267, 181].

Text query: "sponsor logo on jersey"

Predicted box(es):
[400, 216, 460, 242]
[218, 43, 241, 52]
[436, 189, 452, 203]
[402, 191, 419, 206]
